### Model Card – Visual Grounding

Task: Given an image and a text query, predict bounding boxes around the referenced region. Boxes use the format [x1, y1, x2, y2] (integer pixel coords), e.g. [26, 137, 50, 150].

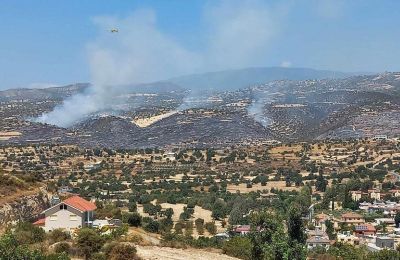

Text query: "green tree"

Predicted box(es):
[223, 236, 252, 260]
[185, 221, 194, 237]
[128, 201, 137, 212]
[0, 232, 45, 259]
[195, 218, 205, 235]
[249, 211, 306, 260]
[13, 222, 45, 245]
[75, 228, 104, 260]
[395, 212, 400, 228]
[368, 249, 400, 259]
[127, 212, 142, 227]
[205, 222, 217, 235]
[47, 229, 71, 244]
[54, 242, 71, 255]
[325, 219, 336, 240]
[211, 199, 227, 220]
[315, 173, 327, 192]
[164, 208, 174, 219]
[287, 204, 306, 244]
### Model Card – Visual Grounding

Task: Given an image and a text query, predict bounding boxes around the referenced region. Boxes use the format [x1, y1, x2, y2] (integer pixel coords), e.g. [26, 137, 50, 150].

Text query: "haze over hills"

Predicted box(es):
[168, 67, 352, 91]
[0, 68, 399, 148]
[0, 67, 350, 94]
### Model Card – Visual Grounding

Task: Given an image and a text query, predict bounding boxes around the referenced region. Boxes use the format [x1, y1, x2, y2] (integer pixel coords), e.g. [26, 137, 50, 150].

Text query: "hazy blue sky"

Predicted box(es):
[1, 0, 400, 89]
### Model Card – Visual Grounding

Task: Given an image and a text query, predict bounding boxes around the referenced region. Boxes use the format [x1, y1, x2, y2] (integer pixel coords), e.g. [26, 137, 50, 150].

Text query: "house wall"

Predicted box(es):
[44, 204, 84, 231]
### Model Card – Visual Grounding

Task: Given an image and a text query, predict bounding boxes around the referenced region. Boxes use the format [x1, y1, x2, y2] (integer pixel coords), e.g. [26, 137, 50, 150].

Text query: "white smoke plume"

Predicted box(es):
[37, 0, 285, 127]
[247, 93, 273, 127]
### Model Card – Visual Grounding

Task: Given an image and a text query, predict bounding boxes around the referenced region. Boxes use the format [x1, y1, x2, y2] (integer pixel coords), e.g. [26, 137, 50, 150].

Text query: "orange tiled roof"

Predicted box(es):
[316, 213, 328, 219]
[341, 212, 363, 218]
[63, 196, 96, 212]
[33, 218, 45, 226]
[354, 223, 376, 232]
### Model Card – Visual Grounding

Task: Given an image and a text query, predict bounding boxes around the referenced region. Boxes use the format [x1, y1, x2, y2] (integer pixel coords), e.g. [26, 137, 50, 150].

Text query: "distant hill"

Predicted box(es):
[0, 83, 88, 101]
[0, 67, 352, 95]
[169, 67, 352, 91]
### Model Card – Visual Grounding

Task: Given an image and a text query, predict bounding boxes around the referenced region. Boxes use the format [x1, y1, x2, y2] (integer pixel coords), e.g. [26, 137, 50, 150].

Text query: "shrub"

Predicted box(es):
[105, 242, 139, 260]
[223, 237, 252, 260]
[13, 222, 45, 245]
[127, 212, 142, 227]
[45, 252, 71, 260]
[47, 229, 71, 244]
[90, 252, 107, 260]
[54, 242, 71, 254]
[205, 222, 217, 235]
[126, 234, 144, 244]
[143, 219, 160, 233]
[0, 233, 45, 259]
[75, 228, 104, 259]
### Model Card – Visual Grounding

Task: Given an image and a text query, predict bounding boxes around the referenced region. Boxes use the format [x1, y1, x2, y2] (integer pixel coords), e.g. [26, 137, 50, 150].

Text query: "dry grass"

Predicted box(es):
[227, 181, 301, 193]
[133, 111, 178, 128]
[136, 245, 239, 260]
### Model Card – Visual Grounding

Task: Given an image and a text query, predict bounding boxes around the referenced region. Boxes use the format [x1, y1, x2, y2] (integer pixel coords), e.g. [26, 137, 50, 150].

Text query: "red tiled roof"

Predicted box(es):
[234, 225, 251, 232]
[33, 218, 45, 226]
[354, 223, 376, 232]
[63, 196, 96, 212]
[341, 212, 363, 218]
[315, 213, 328, 220]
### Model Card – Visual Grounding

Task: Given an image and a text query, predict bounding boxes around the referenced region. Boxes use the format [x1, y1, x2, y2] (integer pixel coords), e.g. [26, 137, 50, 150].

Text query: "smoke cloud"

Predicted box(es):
[247, 90, 273, 127]
[36, 0, 285, 127]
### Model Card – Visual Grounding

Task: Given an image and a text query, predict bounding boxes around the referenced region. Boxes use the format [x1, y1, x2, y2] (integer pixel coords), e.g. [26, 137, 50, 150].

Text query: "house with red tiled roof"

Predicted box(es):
[233, 225, 251, 235]
[353, 223, 376, 237]
[34, 195, 96, 232]
[341, 212, 365, 225]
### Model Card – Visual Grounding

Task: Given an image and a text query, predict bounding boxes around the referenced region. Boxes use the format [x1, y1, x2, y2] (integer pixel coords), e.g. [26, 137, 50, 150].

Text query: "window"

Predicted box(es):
[59, 204, 68, 210]
[69, 214, 78, 221]
[50, 214, 57, 221]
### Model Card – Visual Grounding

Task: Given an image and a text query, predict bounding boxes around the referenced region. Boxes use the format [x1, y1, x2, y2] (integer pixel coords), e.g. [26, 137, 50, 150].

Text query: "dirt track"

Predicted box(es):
[136, 245, 239, 260]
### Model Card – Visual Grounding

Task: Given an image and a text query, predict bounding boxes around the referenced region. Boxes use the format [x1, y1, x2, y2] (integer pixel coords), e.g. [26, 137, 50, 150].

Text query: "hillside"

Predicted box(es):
[0, 71, 400, 148]
[169, 67, 351, 91]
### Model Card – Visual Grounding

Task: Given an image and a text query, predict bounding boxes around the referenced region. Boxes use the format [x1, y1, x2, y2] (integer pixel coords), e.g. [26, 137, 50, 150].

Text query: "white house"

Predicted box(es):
[34, 196, 96, 232]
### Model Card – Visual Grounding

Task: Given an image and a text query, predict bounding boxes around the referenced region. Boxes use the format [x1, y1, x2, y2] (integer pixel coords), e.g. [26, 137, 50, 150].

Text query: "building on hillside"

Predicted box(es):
[57, 186, 73, 194]
[50, 195, 61, 206]
[341, 212, 365, 225]
[374, 135, 388, 141]
[314, 213, 329, 231]
[233, 225, 252, 235]
[33, 195, 96, 232]
[165, 152, 176, 161]
[307, 229, 328, 238]
[351, 191, 363, 202]
[368, 189, 381, 200]
[353, 223, 377, 237]
[389, 189, 400, 198]
[84, 162, 101, 171]
[337, 231, 360, 245]
[359, 201, 400, 216]
[306, 236, 331, 250]
[374, 218, 395, 226]
[368, 236, 395, 251]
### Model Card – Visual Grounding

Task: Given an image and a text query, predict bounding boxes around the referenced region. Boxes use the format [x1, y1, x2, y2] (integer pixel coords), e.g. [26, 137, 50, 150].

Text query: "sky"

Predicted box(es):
[1, 0, 400, 90]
